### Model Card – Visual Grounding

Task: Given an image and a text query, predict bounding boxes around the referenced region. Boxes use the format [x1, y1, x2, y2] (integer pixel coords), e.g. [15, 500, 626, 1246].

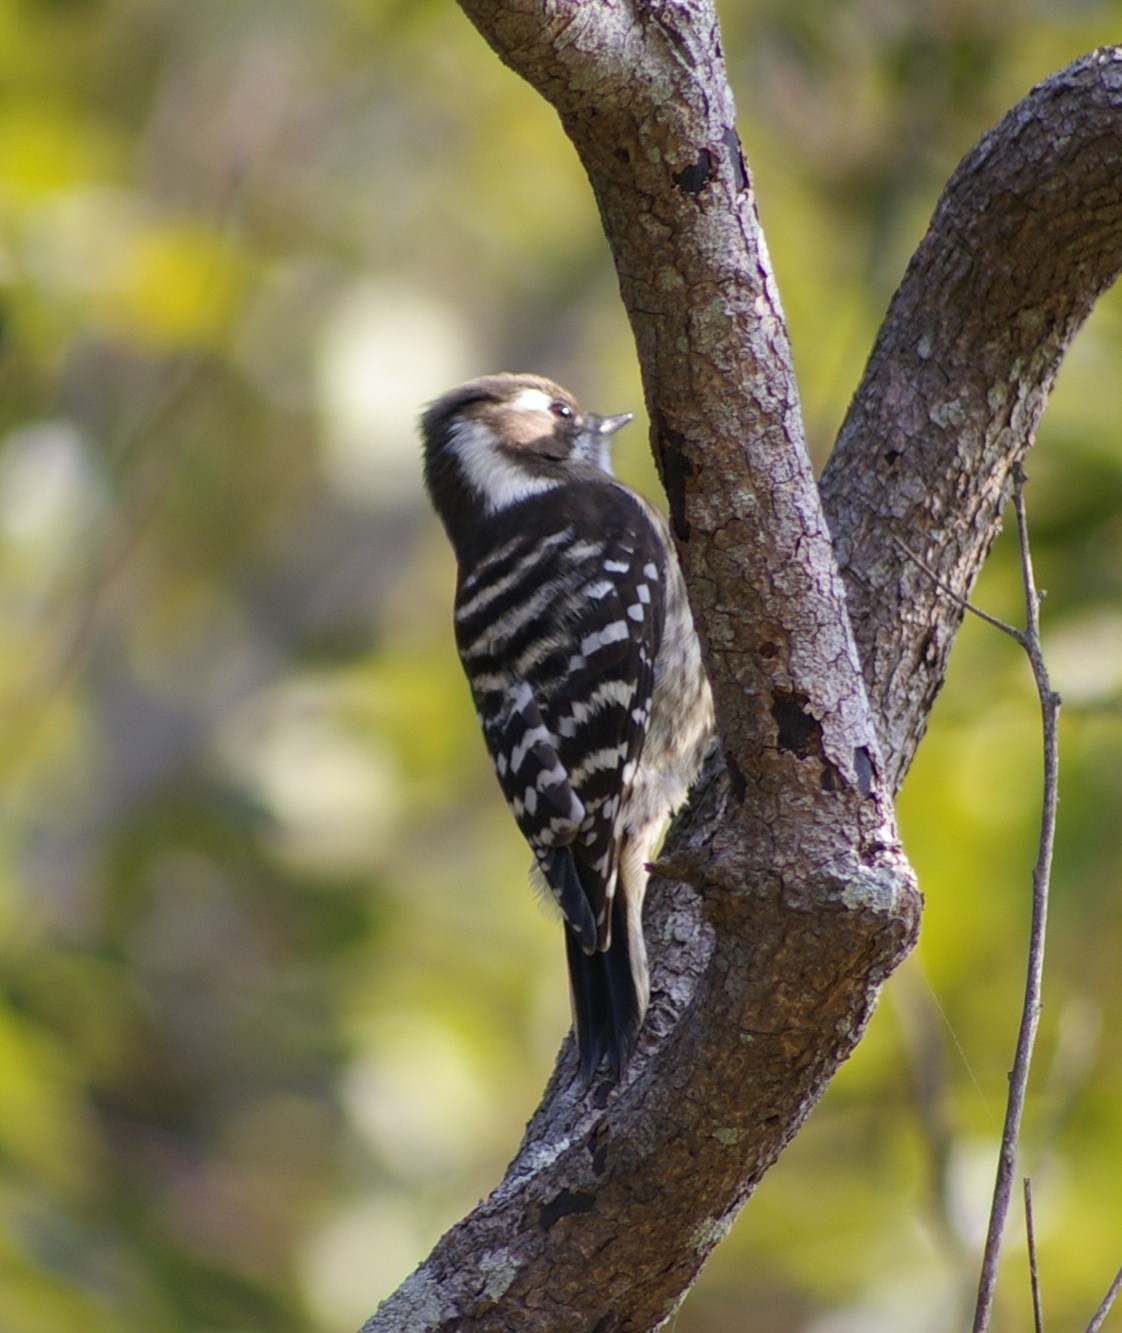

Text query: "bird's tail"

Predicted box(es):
[565, 886, 649, 1084]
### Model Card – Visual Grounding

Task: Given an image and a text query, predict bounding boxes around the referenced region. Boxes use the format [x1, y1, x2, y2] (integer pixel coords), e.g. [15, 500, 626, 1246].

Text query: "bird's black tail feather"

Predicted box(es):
[565, 893, 645, 1085]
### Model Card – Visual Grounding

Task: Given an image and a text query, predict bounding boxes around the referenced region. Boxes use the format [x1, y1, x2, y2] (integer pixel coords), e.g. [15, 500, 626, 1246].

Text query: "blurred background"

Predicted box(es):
[1, 0, 1121, 1329]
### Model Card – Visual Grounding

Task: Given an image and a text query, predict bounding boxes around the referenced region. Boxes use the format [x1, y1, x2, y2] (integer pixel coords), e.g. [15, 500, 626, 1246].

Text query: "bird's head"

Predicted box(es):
[421, 373, 633, 529]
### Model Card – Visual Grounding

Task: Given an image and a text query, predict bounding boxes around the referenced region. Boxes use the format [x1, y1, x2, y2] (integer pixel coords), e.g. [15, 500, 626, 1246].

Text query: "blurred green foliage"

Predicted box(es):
[0, 0, 1121, 1330]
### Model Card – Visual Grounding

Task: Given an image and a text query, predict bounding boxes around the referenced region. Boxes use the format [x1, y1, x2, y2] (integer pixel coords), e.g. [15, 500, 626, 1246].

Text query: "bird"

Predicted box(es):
[421, 372, 714, 1083]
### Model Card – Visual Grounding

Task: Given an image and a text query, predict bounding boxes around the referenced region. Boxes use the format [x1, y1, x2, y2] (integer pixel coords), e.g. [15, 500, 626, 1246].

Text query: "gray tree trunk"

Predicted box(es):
[364, 7, 1122, 1328]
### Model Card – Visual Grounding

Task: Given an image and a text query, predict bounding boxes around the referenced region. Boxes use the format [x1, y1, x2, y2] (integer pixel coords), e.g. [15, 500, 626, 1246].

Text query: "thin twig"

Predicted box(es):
[1024, 1177, 1044, 1333]
[891, 535, 1024, 642]
[1086, 1265, 1122, 1333]
[971, 463, 1062, 1332]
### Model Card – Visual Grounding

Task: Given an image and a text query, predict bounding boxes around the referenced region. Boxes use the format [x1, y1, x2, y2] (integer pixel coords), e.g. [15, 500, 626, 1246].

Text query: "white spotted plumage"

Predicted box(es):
[421, 372, 714, 1083]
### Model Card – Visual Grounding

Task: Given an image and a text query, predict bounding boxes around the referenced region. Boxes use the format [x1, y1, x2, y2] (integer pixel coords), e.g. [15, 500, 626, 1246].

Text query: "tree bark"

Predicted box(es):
[364, 9, 1122, 1328]
[822, 47, 1122, 792]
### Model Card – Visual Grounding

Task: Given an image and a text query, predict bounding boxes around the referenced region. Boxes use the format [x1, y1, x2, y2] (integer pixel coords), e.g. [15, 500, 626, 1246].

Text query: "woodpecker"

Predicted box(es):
[421, 373, 713, 1082]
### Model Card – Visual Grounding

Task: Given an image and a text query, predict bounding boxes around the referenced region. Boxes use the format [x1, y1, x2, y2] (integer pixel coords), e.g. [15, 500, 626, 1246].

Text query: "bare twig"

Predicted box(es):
[1024, 1177, 1044, 1333]
[1086, 1265, 1122, 1332]
[897, 470, 1062, 1327]
[972, 464, 1062, 1332]
[892, 536, 1024, 643]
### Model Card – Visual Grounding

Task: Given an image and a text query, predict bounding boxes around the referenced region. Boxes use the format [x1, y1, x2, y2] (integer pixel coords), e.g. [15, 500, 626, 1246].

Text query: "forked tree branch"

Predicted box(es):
[365, 14, 1122, 1329]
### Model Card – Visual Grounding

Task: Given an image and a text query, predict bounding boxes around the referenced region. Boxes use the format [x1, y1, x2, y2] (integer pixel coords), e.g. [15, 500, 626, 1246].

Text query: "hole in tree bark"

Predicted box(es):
[540, 1189, 596, 1231]
[673, 148, 714, 193]
[771, 689, 821, 757]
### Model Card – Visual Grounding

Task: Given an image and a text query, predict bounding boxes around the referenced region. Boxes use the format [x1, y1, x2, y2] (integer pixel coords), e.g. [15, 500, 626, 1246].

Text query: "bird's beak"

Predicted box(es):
[596, 412, 634, 436]
[579, 412, 633, 474]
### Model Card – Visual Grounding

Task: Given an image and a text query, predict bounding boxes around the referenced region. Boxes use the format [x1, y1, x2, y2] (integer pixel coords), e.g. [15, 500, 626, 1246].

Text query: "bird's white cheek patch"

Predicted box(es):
[449, 419, 560, 514]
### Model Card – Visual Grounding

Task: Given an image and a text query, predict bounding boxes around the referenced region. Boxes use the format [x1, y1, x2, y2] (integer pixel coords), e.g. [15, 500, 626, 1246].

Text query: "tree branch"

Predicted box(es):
[821, 47, 1122, 792]
[366, 21, 1122, 1332]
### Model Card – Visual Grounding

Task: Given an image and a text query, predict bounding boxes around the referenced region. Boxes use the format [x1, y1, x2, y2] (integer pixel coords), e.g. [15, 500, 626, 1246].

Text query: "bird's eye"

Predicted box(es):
[550, 400, 574, 420]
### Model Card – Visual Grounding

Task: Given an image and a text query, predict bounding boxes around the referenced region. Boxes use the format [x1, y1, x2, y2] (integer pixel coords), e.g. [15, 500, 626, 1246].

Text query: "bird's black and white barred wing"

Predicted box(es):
[452, 483, 666, 953]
